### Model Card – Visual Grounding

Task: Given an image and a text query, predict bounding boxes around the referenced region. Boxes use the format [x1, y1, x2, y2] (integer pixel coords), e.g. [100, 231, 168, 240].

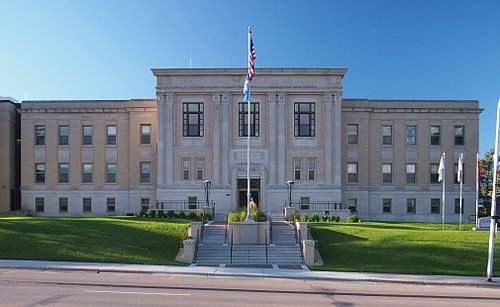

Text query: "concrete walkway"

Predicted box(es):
[0, 259, 499, 288]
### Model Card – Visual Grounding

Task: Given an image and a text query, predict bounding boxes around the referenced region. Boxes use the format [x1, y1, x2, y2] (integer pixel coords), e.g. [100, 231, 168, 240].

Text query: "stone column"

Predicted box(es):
[277, 92, 287, 183]
[221, 93, 231, 185]
[324, 92, 334, 185]
[165, 92, 174, 185]
[212, 92, 221, 184]
[156, 91, 165, 186]
[333, 90, 343, 187]
[267, 92, 277, 184]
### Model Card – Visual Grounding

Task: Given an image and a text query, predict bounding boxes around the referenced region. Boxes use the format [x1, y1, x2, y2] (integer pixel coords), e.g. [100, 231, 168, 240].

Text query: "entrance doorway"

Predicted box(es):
[237, 179, 260, 209]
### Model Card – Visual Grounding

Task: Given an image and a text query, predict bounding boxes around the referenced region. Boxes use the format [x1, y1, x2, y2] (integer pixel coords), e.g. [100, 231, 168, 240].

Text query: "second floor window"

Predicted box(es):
[183, 102, 204, 137]
[382, 125, 392, 145]
[430, 163, 440, 183]
[59, 126, 69, 145]
[58, 163, 69, 183]
[140, 162, 151, 183]
[455, 126, 464, 145]
[106, 163, 117, 183]
[82, 163, 93, 183]
[107, 125, 117, 145]
[406, 126, 416, 145]
[82, 126, 93, 145]
[308, 159, 316, 180]
[35, 125, 45, 145]
[406, 163, 416, 183]
[294, 159, 302, 180]
[430, 126, 441, 145]
[195, 159, 204, 180]
[238, 102, 260, 137]
[35, 163, 45, 183]
[182, 159, 190, 180]
[382, 163, 392, 183]
[347, 124, 358, 144]
[294, 102, 315, 137]
[454, 163, 464, 184]
[141, 124, 151, 144]
[347, 163, 358, 183]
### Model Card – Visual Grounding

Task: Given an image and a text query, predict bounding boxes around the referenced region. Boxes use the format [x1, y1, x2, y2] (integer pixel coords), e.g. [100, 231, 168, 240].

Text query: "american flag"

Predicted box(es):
[243, 29, 256, 101]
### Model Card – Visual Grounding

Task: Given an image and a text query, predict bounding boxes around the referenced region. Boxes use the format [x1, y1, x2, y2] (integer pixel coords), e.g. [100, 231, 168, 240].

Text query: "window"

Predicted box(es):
[294, 102, 315, 137]
[35, 163, 45, 183]
[300, 197, 310, 210]
[107, 198, 116, 212]
[455, 126, 464, 145]
[382, 125, 392, 145]
[58, 163, 69, 183]
[35, 125, 45, 145]
[59, 125, 69, 145]
[195, 159, 204, 181]
[82, 125, 93, 145]
[182, 159, 190, 180]
[308, 159, 316, 180]
[106, 163, 117, 183]
[348, 198, 357, 213]
[36, 197, 44, 212]
[454, 198, 464, 214]
[140, 162, 151, 183]
[238, 102, 259, 137]
[294, 159, 302, 180]
[383, 198, 392, 213]
[431, 198, 440, 214]
[454, 163, 464, 184]
[188, 196, 198, 209]
[83, 198, 92, 213]
[430, 126, 441, 145]
[347, 124, 358, 144]
[59, 197, 68, 213]
[141, 124, 151, 144]
[347, 163, 358, 183]
[382, 163, 392, 183]
[406, 163, 416, 184]
[407, 198, 416, 214]
[430, 163, 439, 183]
[82, 163, 93, 183]
[183, 102, 204, 137]
[107, 125, 117, 145]
[406, 126, 416, 145]
[141, 198, 150, 212]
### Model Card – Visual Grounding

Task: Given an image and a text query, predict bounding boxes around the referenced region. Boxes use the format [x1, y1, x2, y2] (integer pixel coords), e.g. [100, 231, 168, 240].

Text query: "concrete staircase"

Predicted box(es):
[195, 221, 303, 266]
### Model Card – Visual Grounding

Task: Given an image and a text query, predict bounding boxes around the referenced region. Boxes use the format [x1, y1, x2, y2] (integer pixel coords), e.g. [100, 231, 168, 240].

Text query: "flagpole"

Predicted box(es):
[245, 27, 252, 222]
[442, 152, 446, 230]
[476, 152, 480, 229]
[459, 153, 463, 230]
[486, 99, 500, 281]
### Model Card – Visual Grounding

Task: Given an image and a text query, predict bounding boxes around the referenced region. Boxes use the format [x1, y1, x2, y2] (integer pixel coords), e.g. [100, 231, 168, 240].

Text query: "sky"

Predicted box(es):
[1, 0, 499, 155]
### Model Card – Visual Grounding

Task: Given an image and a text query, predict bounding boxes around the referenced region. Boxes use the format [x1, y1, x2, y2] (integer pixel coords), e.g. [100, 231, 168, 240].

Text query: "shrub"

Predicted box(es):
[199, 210, 212, 222]
[178, 212, 187, 219]
[157, 210, 165, 218]
[149, 210, 156, 218]
[310, 213, 320, 222]
[139, 210, 148, 217]
[288, 212, 298, 223]
[330, 215, 340, 223]
[347, 215, 360, 223]
[188, 212, 197, 220]
[300, 214, 309, 222]
[251, 209, 268, 222]
[322, 213, 330, 222]
[166, 210, 175, 218]
[228, 210, 244, 222]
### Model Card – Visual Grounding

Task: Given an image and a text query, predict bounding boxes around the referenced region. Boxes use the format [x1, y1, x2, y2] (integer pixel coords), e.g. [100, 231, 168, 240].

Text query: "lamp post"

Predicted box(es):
[204, 180, 211, 208]
[286, 180, 294, 207]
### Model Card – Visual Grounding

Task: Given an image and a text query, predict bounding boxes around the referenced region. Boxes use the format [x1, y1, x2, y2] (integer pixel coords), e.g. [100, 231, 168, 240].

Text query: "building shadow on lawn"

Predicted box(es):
[310, 228, 367, 243]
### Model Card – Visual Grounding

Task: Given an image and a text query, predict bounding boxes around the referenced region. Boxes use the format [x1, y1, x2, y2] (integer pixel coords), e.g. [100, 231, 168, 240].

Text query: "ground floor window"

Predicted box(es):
[188, 196, 198, 209]
[300, 197, 310, 210]
[107, 198, 116, 212]
[382, 198, 391, 213]
[36, 197, 44, 212]
[454, 198, 464, 214]
[141, 198, 150, 212]
[407, 198, 416, 214]
[83, 197, 92, 213]
[431, 198, 440, 214]
[59, 197, 68, 213]
[348, 198, 357, 213]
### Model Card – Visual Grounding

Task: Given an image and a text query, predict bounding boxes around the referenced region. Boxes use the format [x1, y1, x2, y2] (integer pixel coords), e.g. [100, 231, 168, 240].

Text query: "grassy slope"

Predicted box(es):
[0, 217, 190, 265]
[309, 222, 500, 276]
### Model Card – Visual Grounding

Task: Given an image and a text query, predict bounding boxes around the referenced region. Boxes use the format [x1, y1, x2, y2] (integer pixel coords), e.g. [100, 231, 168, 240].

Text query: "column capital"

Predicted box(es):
[324, 91, 334, 104]
[267, 92, 277, 102]
[277, 92, 287, 104]
[333, 90, 343, 102]
[164, 92, 174, 104]
[221, 92, 231, 104]
[212, 92, 221, 105]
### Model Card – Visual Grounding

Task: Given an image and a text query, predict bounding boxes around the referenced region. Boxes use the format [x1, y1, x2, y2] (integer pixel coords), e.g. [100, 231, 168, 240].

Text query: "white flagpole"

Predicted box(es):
[442, 153, 446, 230]
[486, 99, 500, 281]
[476, 153, 480, 229]
[245, 27, 252, 222]
[459, 153, 463, 230]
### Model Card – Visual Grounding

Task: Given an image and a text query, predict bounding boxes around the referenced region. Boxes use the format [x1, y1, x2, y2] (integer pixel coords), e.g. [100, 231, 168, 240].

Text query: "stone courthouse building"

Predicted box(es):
[4, 68, 481, 222]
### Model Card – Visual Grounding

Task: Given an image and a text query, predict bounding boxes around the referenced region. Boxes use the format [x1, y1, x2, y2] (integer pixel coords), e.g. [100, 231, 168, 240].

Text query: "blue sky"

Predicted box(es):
[1, 0, 498, 154]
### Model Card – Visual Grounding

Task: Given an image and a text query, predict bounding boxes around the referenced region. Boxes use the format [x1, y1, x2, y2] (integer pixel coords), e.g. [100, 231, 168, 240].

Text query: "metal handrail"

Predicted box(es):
[193, 229, 200, 262]
[297, 226, 304, 264]
[200, 222, 205, 244]
[230, 229, 234, 264]
[265, 229, 268, 264]
[155, 200, 216, 210]
[284, 201, 347, 211]
[224, 214, 228, 244]
[293, 222, 298, 245]
[269, 211, 273, 244]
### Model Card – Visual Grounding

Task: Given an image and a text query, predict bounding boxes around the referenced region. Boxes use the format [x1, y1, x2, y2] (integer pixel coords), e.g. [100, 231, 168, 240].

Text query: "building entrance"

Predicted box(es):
[237, 179, 260, 209]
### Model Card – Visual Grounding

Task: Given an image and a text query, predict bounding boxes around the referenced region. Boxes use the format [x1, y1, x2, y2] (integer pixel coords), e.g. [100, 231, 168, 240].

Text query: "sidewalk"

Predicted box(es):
[0, 259, 499, 288]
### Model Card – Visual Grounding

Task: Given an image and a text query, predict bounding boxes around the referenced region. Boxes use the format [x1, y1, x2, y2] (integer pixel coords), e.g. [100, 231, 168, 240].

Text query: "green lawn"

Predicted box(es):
[0, 217, 190, 265]
[309, 222, 500, 276]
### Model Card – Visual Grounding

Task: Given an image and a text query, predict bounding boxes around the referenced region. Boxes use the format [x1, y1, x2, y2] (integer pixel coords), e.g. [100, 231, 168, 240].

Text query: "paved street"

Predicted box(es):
[1, 269, 500, 306]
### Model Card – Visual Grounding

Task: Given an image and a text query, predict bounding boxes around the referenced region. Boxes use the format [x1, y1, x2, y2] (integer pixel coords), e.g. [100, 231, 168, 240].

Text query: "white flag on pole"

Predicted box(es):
[457, 153, 464, 183]
[438, 153, 445, 182]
